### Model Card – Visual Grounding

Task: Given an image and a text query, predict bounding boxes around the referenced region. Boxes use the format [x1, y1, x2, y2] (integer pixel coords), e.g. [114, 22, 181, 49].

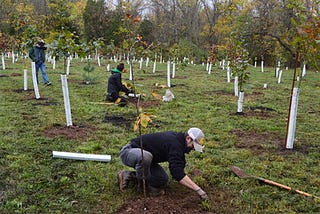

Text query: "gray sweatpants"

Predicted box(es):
[119, 143, 169, 187]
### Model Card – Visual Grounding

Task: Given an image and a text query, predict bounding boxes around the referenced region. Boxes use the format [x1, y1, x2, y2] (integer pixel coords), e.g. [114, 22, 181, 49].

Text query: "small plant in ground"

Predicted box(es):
[82, 59, 96, 84]
[229, 42, 250, 93]
[225, 37, 250, 114]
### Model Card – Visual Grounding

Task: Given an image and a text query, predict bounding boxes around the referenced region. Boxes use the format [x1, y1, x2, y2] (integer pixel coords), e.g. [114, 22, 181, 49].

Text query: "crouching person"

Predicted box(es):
[117, 127, 209, 200]
[106, 63, 132, 106]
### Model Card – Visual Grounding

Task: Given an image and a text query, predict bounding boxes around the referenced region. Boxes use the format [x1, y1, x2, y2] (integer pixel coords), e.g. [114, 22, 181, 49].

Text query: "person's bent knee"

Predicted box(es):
[141, 150, 153, 165]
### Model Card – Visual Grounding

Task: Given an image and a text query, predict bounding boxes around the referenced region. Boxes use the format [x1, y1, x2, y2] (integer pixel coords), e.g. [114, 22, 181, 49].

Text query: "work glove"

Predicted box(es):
[195, 188, 208, 200]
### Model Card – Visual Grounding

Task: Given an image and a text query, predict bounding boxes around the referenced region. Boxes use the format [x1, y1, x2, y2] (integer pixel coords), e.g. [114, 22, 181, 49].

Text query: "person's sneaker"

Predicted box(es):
[45, 82, 52, 86]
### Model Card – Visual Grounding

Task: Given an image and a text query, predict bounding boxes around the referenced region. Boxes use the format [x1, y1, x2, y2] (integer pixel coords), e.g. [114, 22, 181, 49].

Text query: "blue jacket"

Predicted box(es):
[29, 45, 47, 63]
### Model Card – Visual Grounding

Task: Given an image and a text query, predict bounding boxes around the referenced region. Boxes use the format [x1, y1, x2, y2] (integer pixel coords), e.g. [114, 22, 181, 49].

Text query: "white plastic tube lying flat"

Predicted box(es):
[52, 151, 111, 162]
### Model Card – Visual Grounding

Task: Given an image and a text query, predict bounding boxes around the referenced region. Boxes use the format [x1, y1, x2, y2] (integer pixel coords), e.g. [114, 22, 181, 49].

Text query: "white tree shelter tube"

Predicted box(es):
[302, 64, 306, 77]
[129, 62, 133, 81]
[153, 60, 156, 73]
[52, 151, 111, 162]
[167, 61, 171, 87]
[61, 74, 73, 126]
[237, 91, 244, 113]
[31, 62, 40, 99]
[227, 66, 231, 83]
[278, 70, 283, 84]
[208, 62, 212, 74]
[234, 76, 239, 96]
[286, 87, 300, 149]
[66, 57, 71, 75]
[1, 53, 5, 70]
[172, 62, 176, 78]
[24, 69, 28, 91]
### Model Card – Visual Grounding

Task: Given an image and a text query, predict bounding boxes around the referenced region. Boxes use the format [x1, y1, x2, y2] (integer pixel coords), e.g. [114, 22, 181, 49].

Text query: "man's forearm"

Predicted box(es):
[179, 175, 200, 191]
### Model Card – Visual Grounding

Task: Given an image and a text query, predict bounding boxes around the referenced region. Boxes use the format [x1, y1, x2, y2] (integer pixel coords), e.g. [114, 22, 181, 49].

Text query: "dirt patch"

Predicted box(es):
[10, 73, 22, 77]
[0, 74, 9, 77]
[14, 89, 34, 93]
[232, 106, 276, 118]
[116, 187, 232, 214]
[116, 167, 236, 214]
[231, 129, 309, 155]
[103, 113, 135, 129]
[173, 75, 188, 79]
[32, 101, 59, 106]
[207, 90, 231, 96]
[43, 124, 96, 140]
[232, 129, 283, 153]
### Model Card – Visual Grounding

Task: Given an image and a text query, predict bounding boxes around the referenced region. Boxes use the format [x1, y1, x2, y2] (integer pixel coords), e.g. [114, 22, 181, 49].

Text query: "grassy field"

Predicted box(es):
[0, 56, 319, 213]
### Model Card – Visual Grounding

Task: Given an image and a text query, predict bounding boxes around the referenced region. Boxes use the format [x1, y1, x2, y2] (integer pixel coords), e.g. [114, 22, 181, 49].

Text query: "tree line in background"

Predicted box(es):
[0, 0, 319, 70]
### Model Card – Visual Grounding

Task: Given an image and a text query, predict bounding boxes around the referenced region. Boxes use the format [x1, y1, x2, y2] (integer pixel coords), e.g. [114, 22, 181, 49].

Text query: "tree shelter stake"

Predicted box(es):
[285, 53, 299, 148]
[129, 50, 147, 197]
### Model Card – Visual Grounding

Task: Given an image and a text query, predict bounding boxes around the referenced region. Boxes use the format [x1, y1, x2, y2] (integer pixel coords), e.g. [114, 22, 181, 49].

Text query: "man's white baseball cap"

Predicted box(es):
[188, 127, 205, 152]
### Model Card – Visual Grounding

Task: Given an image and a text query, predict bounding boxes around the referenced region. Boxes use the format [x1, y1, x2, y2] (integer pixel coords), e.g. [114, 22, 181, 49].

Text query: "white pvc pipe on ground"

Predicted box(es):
[24, 69, 28, 91]
[286, 87, 300, 149]
[52, 151, 111, 162]
[31, 62, 40, 99]
[237, 91, 244, 113]
[61, 75, 73, 126]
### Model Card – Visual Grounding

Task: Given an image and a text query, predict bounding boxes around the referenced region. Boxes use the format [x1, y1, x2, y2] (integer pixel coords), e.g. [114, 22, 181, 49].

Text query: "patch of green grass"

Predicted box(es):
[0, 58, 319, 213]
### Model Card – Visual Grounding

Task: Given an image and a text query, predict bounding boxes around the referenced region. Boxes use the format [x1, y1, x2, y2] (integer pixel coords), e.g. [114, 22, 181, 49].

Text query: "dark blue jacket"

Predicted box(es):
[29, 46, 46, 64]
[130, 131, 191, 182]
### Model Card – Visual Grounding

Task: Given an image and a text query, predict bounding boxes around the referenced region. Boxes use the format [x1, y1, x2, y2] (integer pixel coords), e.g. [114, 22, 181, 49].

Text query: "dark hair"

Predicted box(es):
[117, 63, 125, 71]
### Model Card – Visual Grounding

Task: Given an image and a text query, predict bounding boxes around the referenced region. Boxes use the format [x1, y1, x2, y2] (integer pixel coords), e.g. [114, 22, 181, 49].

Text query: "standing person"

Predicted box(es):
[29, 40, 51, 86]
[107, 63, 132, 105]
[118, 127, 209, 200]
